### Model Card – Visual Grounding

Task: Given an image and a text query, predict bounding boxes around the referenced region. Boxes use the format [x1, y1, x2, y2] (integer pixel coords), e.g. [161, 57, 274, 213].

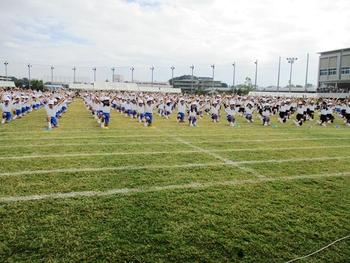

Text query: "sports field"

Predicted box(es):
[0, 99, 349, 262]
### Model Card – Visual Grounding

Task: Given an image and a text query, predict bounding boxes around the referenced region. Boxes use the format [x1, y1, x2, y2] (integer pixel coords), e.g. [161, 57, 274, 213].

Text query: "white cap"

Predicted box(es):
[48, 100, 54, 105]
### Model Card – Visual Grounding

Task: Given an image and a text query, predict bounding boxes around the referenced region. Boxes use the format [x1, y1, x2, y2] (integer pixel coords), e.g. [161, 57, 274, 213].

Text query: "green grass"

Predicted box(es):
[0, 100, 349, 262]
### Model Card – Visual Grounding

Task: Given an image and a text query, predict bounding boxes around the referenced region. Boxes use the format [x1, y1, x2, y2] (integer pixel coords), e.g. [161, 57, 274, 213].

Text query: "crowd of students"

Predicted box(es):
[82, 92, 350, 128]
[2, 88, 350, 129]
[0, 89, 73, 129]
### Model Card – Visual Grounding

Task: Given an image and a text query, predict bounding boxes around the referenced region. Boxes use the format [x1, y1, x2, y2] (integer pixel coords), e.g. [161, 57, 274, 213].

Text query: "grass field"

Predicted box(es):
[0, 99, 349, 262]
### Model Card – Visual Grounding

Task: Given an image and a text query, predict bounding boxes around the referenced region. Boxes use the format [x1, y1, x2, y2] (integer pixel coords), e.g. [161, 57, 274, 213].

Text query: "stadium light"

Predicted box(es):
[130, 67, 134, 82]
[150, 66, 154, 85]
[171, 66, 175, 87]
[277, 57, 281, 92]
[50, 66, 54, 83]
[4, 61, 8, 78]
[27, 64, 32, 89]
[92, 67, 97, 82]
[111, 67, 115, 82]
[72, 67, 76, 83]
[232, 63, 236, 88]
[254, 60, 258, 89]
[190, 65, 194, 93]
[286, 57, 298, 92]
[211, 64, 215, 90]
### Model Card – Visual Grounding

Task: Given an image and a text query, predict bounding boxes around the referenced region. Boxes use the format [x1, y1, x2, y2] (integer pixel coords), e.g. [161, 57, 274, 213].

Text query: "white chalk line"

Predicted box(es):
[174, 137, 265, 178]
[1, 145, 349, 160]
[1, 156, 350, 178]
[285, 234, 350, 263]
[0, 136, 348, 149]
[0, 131, 348, 142]
[1, 172, 349, 203]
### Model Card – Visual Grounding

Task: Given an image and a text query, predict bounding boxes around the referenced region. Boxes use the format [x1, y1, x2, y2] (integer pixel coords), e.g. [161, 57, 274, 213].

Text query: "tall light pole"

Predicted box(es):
[72, 67, 76, 83]
[111, 67, 115, 82]
[232, 63, 236, 88]
[254, 60, 258, 90]
[171, 66, 175, 87]
[50, 66, 54, 82]
[27, 64, 32, 89]
[150, 66, 154, 85]
[277, 56, 281, 92]
[130, 67, 134, 82]
[211, 64, 215, 90]
[190, 65, 194, 93]
[4, 61, 8, 78]
[305, 53, 309, 92]
[286, 57, 298, 92]
[92, 67, 96, 82]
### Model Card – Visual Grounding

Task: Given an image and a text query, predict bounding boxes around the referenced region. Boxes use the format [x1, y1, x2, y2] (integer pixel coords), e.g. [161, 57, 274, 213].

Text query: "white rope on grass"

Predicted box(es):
[285, 234, 350, 263]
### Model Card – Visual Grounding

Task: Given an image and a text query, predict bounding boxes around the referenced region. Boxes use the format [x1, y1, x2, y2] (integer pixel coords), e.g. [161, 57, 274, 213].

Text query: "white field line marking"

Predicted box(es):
[0, 137, 349, 149]
[1, 172, 349, 203]
[0, 132, 347, 142]
[175, 137, 265, 178]
[1, 156, 350, 178]
[1, 145, 350, 160]
[285, 234, 350, 263]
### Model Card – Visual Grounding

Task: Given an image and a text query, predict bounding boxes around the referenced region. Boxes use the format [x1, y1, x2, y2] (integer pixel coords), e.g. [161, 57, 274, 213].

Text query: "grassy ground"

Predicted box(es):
[0, 99, 349, 262]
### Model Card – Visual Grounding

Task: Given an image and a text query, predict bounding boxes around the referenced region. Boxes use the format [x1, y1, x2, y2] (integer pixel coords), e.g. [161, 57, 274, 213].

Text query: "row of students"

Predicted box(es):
[81, 92, 350, 128]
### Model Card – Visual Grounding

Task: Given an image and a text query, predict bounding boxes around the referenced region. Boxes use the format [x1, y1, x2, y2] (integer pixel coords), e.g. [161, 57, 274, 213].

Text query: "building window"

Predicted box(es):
[320, 69, 328, 76]
[341, 67, 350, 75]
[328, 68, 337, 75]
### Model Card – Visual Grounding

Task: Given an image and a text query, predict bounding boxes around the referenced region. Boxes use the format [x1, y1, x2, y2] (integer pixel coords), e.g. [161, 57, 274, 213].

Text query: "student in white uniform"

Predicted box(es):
[262, 105, 272, 126]
[177, 98, 186, 123]
[278, 101, 288, 123]
[144, 97, 155, 127]
[137, 100, 145, 123]
[188, 102, 198, 127]
[319, 102, 328, 126]
[225, 101, 236, 127]
[45, 100, 58, 129]
[294, 102, 305, 127]
[210, 100, 220, 123]
[244, 102, 254, 123]
[1, 96, 13, 124]
[101, 97, 111, 129]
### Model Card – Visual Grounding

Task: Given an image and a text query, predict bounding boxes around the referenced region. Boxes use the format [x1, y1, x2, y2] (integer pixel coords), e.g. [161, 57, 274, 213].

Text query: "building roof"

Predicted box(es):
[319, 48, 350, 55]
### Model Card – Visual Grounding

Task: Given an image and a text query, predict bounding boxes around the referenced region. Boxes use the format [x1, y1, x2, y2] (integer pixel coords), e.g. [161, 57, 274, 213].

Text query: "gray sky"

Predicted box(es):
[0, 0, 349, 86]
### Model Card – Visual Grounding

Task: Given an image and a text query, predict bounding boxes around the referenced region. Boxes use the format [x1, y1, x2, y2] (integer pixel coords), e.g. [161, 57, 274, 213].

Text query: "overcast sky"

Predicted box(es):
[0, 0, 349, 86]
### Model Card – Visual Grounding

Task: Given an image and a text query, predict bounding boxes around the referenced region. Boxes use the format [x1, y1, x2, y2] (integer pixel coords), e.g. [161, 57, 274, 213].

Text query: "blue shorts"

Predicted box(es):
[227, 115, 235, 122]
[177, 112, 185, 121]
[212, 114, 218, 120]
[16, 109, 22, 116]
[2, 112, 12, 121]
[103, 113, 110, 125]
[145, 112, 153, 123]
[50, 117, 58, 126]
[139, 113, 145, 120]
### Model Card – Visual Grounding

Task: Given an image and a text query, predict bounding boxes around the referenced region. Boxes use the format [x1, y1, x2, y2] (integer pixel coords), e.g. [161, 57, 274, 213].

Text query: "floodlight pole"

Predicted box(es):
[50, 66, 54, 82]
[130, 67, 134, 82]
[287, 57, 298, 92]
[111, 67, 115, 82]
[211, 64, 215, 90]
[305, 53, 309, 92]
[72, 67, 76, 83]
[254, 60, 258, 89]
[190, 65, 194, 93]
[277, 56, 281, 92]
[4, 61, 8, 78]
[27, 64, 32, 89]
[232, 63, 236, 88]
[92, 67, 96, 82]
[171, 66, 175, 87]
[150, 66, 154, 85]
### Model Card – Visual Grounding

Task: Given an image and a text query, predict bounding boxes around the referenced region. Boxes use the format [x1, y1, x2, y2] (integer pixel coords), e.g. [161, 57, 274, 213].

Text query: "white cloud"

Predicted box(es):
[0, 0, 349, 86]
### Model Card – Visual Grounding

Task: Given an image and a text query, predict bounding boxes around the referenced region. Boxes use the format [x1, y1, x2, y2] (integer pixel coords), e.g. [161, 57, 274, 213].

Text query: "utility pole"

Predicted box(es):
[92, 67, 96, 82]
[27, 64, 32, 89]
[150, 66, 154, 85]
[130, 67, 134, 82]
[111, 67, 115, 82]
[50, 66, 54, 82]
[211, 64, 215, 90]
[4, 61, 8, 78]
[232, 62, 236, 88]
